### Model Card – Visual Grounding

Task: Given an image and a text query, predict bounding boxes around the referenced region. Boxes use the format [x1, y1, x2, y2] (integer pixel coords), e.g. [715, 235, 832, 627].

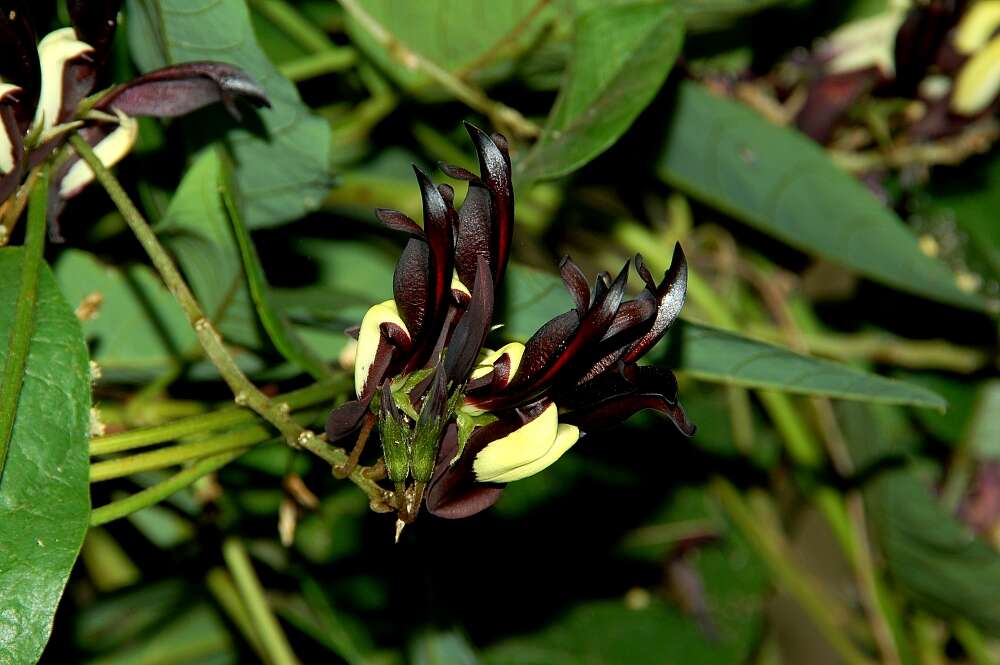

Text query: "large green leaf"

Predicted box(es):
[55, 250, 196, 380]
[515, 2, 683, 182]
[344, 0, 550, 95]
[126, 0, 332, 228]
[504, 263, 947, 409]
[657, 81, 987, 312]
[0, 249, 91, 665]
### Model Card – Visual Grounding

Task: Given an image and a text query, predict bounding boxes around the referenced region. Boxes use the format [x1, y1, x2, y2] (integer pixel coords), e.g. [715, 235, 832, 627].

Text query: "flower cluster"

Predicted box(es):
[796, 0, 1000, 142]
[326, 123, 694, 524]
[0, 0, 268, 232]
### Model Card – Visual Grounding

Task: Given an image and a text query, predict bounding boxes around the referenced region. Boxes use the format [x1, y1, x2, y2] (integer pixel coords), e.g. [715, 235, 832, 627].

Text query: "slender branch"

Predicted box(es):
[90, 449, 246, 526]
[206, 568, 271, 663]
[0, 166, 49, 482]
[90, 425, 269, 482]
[712, 478, 879, 665]
[69, 134, 390, 510]
[280, 51, 356, 82]
[223, 537, 303, 665]
[453, 0, 553, 79]
[954, 619, 1000, 665]
[91, 380, 345, 456]
[336, 0, 541, 140]
[247, 0, 357, 81]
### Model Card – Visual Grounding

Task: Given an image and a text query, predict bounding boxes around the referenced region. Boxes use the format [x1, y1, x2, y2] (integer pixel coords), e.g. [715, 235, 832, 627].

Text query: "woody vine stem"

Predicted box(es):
[68, 134, 390, 510]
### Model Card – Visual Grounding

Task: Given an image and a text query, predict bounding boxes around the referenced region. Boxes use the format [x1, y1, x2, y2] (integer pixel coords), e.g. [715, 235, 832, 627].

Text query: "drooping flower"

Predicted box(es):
[0, 1, 268, 230]
[326, 123, 694, 524]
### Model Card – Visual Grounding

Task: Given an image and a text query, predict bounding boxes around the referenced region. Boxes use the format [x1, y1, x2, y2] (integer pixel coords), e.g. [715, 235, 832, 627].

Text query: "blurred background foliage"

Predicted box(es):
[0, 0, 998, 663]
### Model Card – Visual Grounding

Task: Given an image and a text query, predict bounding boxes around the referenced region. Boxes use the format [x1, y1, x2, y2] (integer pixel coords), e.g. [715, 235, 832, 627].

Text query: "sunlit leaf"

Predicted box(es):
[0, 249, 90, 665]
[516, 2, 683, 182]
[658, 81, 987, 312]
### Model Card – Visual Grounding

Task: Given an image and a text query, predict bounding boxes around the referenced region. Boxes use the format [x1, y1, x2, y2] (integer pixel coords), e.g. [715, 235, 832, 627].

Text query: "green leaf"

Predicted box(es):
[126, 0, 332, 228]
[157, 149, 263, 350]
[344, 0, 551, 95]
[868, 466, 1000, 636]
[503, 263, 947, 409]
[657, 81, 987, 312]
[54, 250, 196, 380]
[515, 2, 684, 182]
[0, 249, 91, 665]
[218, 154, 334, 381]
[410, 630, 480, 665]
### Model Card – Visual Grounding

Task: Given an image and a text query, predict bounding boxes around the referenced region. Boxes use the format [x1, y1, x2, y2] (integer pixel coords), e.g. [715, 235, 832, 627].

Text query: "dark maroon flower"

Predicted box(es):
[0, 0, 269, 226]
[326, 123, 694, 524]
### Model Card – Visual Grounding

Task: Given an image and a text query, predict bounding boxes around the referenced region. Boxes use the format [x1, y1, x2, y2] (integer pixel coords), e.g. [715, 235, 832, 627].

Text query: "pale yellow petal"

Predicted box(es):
[825, 10, 906, 76]
[0, 83, 21, 174]
[59, 111, 138, 197]
[953, 35, 1000, 115]
[33, 28, 94, 132]
[956, 1, 1000, 54]
[482, 423, 580, 484]
[473, 403, 559, 482]
[354, 300, 408, 398]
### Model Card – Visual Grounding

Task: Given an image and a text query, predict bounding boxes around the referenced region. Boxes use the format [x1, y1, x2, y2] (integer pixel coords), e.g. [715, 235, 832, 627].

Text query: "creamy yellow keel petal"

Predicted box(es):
[0, 83, 21, 174]
[354, 300, 408, 398]
[473, 403, 558, 482]
[483, 423, 580, 484]
[953, 36, 1000, 115]
[956, 1, 1000, 54]
[33, 28, 94, 132]
[60, 111, 138, 197]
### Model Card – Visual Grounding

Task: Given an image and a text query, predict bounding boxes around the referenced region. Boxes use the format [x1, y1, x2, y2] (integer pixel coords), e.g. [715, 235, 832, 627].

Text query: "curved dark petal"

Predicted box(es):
[504, 309, 580, 392]
[437, 182, 455, 206]
[438, 162, 477, 180]
[0, 104, 24, 204]
[454, 183, 492, 290]
[634, 253, 656, 291]
[603, 294, 656, 342]
[794, 68, 881, 144]
[68, 0, 122, 66]
[325, 398, 370, 444]
[445, 255, 494, 384]
[425, 422, 507, 519]
[380, 321, 411, 350]
[359, 334, 398, 401]
[376, 208, 424, 237]
[624, 244, 687, 363]
[465, 369, 494, 392]
[591, 271, 610, 306]
[490, 352, 513, 390]
[559, 256, 590, 313]
[60, 55, 98, 126]
[412, 166, 454, 347]
[573, 295, 657, 385]
[393, 237, 430, 341]
[0, 3, 39, 130]
[97, 62, 270, 120]
[464, 122, 513, 286]
[562, 364, 694, 436]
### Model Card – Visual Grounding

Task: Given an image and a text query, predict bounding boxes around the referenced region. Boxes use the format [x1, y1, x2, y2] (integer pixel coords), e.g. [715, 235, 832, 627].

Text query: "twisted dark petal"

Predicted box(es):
[376, 208, 424, 237]
[393, 237, 430, 340]
[425, 422, 507, 519]
[325, 398, 370, 443]
[559, 256, 591, 313]
[359, 333, 398, 401]
[96, 62, 270, 120]
[563, 364, 695, 436]
[445, 256, 494, 384]
[438, 162, 477, 180]
[465, 370, 494, 392]
[624, 244, 687, 363]
[0, 3, 39, 130]
[68, 0, 122, 66]
[454, 184, 492, 289]
[464, 122, 513, 286]
[603, 294, 656, 342]
[591, 271, 610, 306]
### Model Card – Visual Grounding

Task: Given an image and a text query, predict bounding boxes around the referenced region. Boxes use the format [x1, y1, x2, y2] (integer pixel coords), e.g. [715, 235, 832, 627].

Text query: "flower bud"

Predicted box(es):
[378, 384, 410, 484]
[410, 370, 448, 483]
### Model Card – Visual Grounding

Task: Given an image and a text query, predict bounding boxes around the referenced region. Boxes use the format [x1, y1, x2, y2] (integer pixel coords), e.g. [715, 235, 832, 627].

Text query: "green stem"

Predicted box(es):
[954, 619, 1000, 665]
[279, 51, 356, 82]
[0, 166, 48, 482]
[91, 380, 344, 456]
[90, 449, 247, 526]
[91, 425, 269, 482]
[336, 0, 541, 140]
[69, 134, 389, 509]
[206, 568, 272, 664]
[223, 537, 303, 665]
[712, 477, 878, 665]
[249, 0, 343, 54]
